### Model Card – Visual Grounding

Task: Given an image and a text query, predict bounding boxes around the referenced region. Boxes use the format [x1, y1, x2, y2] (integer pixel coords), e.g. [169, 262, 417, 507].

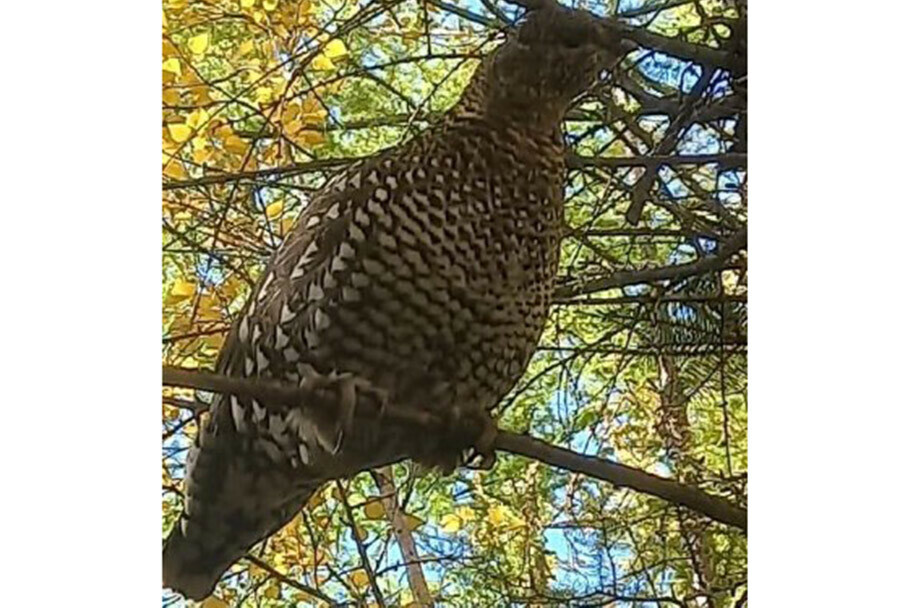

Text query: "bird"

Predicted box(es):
[163, 2, 623, 600]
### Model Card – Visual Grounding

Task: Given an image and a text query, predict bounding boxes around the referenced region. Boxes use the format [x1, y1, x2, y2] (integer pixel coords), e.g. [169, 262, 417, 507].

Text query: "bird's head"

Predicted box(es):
[456, 2, 625, 133]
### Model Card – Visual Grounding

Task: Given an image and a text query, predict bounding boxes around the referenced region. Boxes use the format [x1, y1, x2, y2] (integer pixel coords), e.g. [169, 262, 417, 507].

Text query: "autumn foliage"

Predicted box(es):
[163, 0, 747, 606]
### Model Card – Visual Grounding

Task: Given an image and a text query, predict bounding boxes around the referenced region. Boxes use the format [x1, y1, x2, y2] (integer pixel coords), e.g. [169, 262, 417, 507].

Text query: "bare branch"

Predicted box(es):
[163, 366, 746, 531]
[336, 481, 387, 607]
[373, 468, 434, 607]
[567, 152, 746, 170]
[495, 431, 746, 531]
[554, 226, 747, 299]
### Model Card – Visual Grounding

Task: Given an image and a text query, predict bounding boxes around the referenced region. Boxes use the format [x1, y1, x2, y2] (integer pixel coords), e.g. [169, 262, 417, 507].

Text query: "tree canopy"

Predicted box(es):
[162, 0, 747, 606]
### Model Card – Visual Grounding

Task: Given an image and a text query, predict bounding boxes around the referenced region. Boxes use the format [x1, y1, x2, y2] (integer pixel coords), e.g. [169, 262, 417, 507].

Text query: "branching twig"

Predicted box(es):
[554, 226, 746, 299]
[243, 555, 338, 606]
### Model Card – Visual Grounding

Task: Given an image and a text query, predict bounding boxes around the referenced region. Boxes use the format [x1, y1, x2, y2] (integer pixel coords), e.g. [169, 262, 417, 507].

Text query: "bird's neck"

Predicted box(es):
[448, 67, 566, 141]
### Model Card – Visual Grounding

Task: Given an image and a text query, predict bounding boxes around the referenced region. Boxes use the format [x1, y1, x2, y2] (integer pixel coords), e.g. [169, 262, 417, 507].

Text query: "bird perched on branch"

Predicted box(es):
[163, 2, 623, 599]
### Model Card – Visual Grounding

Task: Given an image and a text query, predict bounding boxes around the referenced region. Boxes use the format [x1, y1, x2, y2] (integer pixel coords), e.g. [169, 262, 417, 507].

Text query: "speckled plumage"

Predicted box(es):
[164, 5, 622, 599]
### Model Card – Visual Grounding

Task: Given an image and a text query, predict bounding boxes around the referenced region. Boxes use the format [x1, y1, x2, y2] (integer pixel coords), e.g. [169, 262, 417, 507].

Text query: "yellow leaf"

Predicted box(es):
[219, 277, 244, 300]
[363, 500, 385, 520]
[355, 525, 368, 541]
[274, 24, 290, 39]
[323, 39, 348, 60]
[168, 278, 196, 302]
[349, 570, 369, 589]
[265, 200, 284, 219]
[193, 146, 214, 164]
[188, 32, 210, 55]
[255, 86, 273, 104]
[263, 582, 280, 599]
[310, 54, 335, 71]
[457, 506, 476, 522]
[248, 561, 266, 579]
[173, 386, 195, 400]
[162, 88, 179, 106]
[186, 108, 209, 130]
[295, 130, 326, 147]
[279, 216, 296, 235]
[224, 135, 248, 155]
[163, 161, 188, 180]
[283, 118, 304, 136]
[193, 85, 213, 105]
[302, 109, 328, 127]
[239, 40, 254, 56]
[200, 596, 229, 608]
[163, 404, 180, 421]
[198, 296, 220, 321]
[162, 57, 182, 76]
[162, 40, 178, 59]
[246, 69, 263, 84]
[181, 357, 200, 370]
[205, 332, 225, 349]
[282, 102, 301, 124]
[263, 0, 279, 10]
[240, 0, 255, 7]
[487, 505, 508, 527]
[440, 514, 461, 533]
[168, 123, 193, 143]
[403, 514, 425, 531]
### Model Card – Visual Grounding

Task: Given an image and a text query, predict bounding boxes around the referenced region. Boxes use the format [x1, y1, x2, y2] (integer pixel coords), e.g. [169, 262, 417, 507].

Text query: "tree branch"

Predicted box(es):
[567, 152, 746, 169]
[243, 555, 337, 606]
[373, 468, 434, 607]
[606, 21, 742, 72]
[495, 431, 746, 531]
[163, 366, 746, 531]
[336, 481, 387, 607]
[162, 158, 353, 191]
[554, 226, 746, 299]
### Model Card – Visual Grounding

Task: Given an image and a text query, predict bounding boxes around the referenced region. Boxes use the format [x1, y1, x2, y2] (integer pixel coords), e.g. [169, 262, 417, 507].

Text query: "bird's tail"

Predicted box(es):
[162, 394, 323, 600]
[162, 387, 412, 600]
[162, 481, 318, 600]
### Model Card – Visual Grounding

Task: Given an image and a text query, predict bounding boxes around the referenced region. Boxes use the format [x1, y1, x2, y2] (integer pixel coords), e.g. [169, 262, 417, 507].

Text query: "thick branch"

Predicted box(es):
[373, 469, 434, 607]
[554, 226, 746, 299]
[495, 431, 746, 531]
[163, 366, 746, 531]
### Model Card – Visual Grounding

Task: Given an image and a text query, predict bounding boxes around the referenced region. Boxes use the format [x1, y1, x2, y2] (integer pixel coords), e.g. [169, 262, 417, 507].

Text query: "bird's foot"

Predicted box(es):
[414, 404, 498, 475]
[297, 364, 389, 454]
[461, 408, 498, 471]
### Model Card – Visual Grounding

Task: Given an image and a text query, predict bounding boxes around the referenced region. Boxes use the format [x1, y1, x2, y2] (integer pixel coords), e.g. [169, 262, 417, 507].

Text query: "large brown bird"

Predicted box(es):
[163, 3, 623, 599]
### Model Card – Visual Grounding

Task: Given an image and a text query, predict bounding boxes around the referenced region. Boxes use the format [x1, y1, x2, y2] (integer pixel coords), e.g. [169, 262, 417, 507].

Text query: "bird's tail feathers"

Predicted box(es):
[163, 482, 317, 600]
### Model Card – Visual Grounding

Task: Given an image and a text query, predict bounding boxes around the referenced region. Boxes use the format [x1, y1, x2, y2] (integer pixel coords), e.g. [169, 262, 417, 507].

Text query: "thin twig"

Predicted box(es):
[336, 481, 387, 607]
